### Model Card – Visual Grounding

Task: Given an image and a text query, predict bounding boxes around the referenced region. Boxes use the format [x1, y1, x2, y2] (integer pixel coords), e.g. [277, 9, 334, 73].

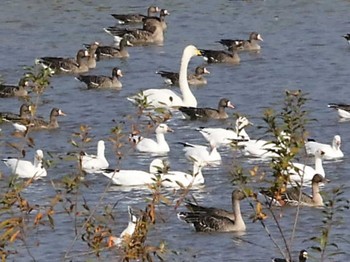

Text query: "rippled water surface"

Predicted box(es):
[1, 0, 350, 261]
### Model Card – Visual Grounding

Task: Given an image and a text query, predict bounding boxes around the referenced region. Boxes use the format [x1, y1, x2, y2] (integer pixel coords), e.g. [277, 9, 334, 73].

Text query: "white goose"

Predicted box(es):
[132, 123, 173, 153]
[101, 158, 162, 186]
[305, 135, 343, 160]
[2, 149, 47, 179]
[81, 140, 109, 174]
[288, 149, 325, 185]
[127, 45, 201, 108]
[179, 142, 221, 166]
[197, 116, 252, 148]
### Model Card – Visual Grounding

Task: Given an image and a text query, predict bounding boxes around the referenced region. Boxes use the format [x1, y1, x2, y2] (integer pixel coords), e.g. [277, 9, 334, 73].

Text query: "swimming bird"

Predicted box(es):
[197, 116, 252, 147]
[179, 141, 221, 167]
[177, 189, 246, 232]
[2, 149, 47, 179]
[0, 78, 29, 98]
[35, 49, 89, 74]
[305, 135, 343, 160]
[218, 32, 263, 51]
[156, 66, 210, 86]
[24, 107, 66, 129]
[111, 6, 160, 24]
[127, 45, 202, 108]
[328, 103, 350, 119]
[179, 98, 235, 120]
[288, 149, 325, 185]
[130, 123, 173, 154]
[76, 67, 123, 89]
[0, 104, 32, 122]
[143, 9, 170, 31]
[272, 249, 308, 262]
[261, 174, 326, 207]
[86, 42, 99, 69]
[342, 34, 350, 44]
[101, 158, 162, 186]
[199, 44, 240, 64]
[81, 140, 109, 174]
[85, 38, 132, 59]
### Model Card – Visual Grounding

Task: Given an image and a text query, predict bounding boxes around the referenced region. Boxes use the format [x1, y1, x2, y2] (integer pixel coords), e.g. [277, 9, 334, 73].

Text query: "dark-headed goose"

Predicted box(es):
[76, 67, 123, 89]
[305, 135, 343, 160]
[177, 189, 246, 232]
[127, 45, 202, 108]
[342, 34, 350, 44]
[272, 250, 308, 262]
[143, 9, 170, 31]
[86, 42, 99, 69]
[85, 38, 132, 59]
[2, 149, 47, 179]
[199, 44, 240, 64]
[0, 78, 29, 98]
[111, 6, 160, 24]
[179, 98, 235, 120]
[218, 32, 263, 51]
[25, 107, 66, 129]
[0, 103, 31, 122]
[328, 103, 350, 119]
[36, 49, 89, 74]
[157, 66, 210, 86]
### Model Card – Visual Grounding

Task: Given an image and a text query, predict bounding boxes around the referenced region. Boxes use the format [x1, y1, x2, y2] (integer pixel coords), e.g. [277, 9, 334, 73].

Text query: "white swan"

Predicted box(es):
[81, 140, 109, 174]
[2, 149, 47, 179]
[128, 45, 201, 108]
[180, 142, 221, 166]
[288, 149, 325, 185]
[131, 123, 173, 153]
[305, 135, 343, 160]
[101, 158, 162, 186]
[197, 116, 252, 148]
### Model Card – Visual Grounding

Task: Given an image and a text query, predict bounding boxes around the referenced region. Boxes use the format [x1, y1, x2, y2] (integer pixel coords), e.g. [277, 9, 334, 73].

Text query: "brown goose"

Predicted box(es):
[218, 32, 263, 51]
[85, 38, 132, 59]
[76, 67, 123, 89]
[111, 6, 160, 24]
[199, 44, 240, 64]
[261, 174, 326, 207]
[86, 42, 99, 69]
[0, 78, 29, 98]
[272, 250, 308, 262]
[0, 104, 31, 122]
[104, 20, 164, 45]
[179, 98, 235, 120]
[36, 49, 89, 74]
[177, 189, 246, 232]
[23, 108, 66, 129]
[143, 9, 170, 31]
[157, 66, 210, 86]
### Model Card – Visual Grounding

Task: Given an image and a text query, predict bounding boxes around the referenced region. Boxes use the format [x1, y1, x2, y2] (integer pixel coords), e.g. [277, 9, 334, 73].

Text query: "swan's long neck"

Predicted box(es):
[179, 51, 196, 106]
[312, 182, 323, 206]
[314, 156, 325, 177]
[233, 198, 245, 229]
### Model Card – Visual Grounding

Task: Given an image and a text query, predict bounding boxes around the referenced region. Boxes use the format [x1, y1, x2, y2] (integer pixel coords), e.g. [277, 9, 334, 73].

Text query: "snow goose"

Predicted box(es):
[76, 67, 123, 89]
[2, 149, 47, 179]
[218, 32, 263, 51]
[111, 6, 160, 24]
[179, 98, 235, 120]
[179, 141, 221, 166]
[0, 78, 29, 98]
[81, 140, 109, 174]
[328, 103, 350, 119]
[261, 174, 326, 207]
[160, 160, 205, 188]
[272, 249, 308, 262]
[130, 123, 173, 154]
[109, 206, 139, 247]
[288, 149, 325, 185]
[199, 44, 240, 64]
[36, 49, 89, 74]
[156, 66, 210, 86]
[197, 116, 252, 147]
[102, 158, 162, 186]
[177, 189, 246, 232]
[127, 45, 202, 108]
[305, 135, 343, 160]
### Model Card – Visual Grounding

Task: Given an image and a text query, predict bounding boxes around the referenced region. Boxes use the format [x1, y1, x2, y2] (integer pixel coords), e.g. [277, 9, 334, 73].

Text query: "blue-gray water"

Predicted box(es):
[1, 0, 350, 261]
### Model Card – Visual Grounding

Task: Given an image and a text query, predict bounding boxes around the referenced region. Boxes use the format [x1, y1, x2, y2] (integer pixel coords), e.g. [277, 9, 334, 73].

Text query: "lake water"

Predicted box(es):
[1, 0, 350, 261]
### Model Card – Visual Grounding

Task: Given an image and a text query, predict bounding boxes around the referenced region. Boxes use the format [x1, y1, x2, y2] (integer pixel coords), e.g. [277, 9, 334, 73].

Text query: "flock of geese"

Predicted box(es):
[1, 5, 350, 261]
